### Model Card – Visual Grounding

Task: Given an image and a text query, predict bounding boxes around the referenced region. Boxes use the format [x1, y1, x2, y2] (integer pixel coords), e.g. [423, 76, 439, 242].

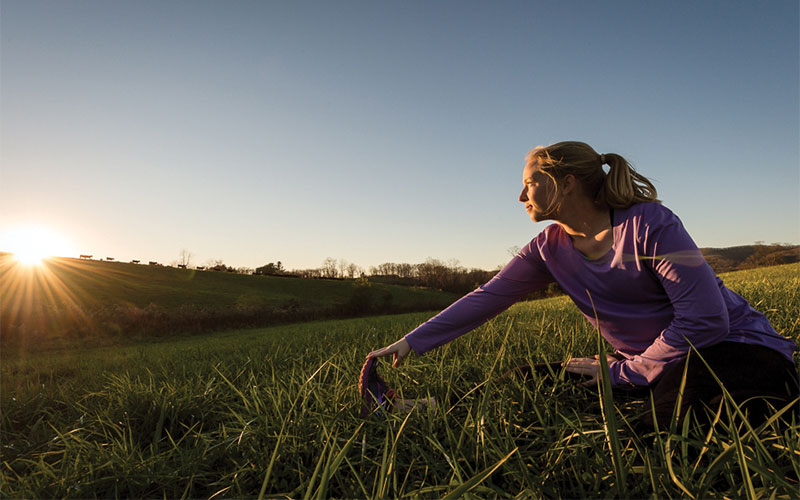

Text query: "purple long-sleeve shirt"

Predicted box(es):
[404, 202, 796, 387]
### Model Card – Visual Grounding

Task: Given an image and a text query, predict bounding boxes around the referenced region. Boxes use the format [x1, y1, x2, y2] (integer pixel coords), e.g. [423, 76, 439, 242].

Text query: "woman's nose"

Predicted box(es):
[518, 188, 528, 202]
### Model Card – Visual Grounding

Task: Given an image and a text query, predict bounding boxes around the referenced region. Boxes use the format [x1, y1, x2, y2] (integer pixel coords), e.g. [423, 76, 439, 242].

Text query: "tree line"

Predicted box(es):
[254, 257, 564, 298]
[254, 257, 501, 295]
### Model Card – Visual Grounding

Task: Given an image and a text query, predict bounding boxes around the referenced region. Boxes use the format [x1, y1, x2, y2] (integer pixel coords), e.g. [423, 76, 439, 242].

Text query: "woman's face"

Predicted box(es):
[519, 159, 556, 222]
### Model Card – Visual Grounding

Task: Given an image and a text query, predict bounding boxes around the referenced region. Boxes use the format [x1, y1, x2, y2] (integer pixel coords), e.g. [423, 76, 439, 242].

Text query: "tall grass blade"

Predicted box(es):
[441, 447, 518, 499]
[729, 419, 757, 500]
[151, 398, 167, 455]
[373, 430, 391, 499]
[315, 424, 364, 500]
[586, 290, 627, 497]
[303, 429, 331, 500]
[212, 364, 250, 410]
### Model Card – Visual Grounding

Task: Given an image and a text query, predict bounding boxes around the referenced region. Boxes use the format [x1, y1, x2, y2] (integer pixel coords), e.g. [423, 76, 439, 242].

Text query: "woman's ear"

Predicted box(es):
[561, 174, 577, 195]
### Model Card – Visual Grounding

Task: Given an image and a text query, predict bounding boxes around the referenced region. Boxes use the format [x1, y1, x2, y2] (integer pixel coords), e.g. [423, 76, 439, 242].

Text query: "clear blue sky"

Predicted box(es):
[2, 0, 798, 271]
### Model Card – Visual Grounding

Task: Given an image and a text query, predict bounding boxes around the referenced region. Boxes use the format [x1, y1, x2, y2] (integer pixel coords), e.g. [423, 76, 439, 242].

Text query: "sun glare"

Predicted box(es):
[1, 226, 73, 266]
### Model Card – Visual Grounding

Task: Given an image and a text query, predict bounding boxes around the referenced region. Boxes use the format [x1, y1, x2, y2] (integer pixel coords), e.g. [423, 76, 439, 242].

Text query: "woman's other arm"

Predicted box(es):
[610, 206, 729, 387]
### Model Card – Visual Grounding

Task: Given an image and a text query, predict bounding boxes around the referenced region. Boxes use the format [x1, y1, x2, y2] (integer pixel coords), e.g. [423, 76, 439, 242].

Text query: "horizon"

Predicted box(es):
[2, 1, 798, 271]
[2, 238, 797, 275]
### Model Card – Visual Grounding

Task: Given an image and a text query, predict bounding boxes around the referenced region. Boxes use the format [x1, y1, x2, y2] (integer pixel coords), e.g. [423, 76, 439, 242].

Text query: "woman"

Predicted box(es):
[367, 141, 798, 428]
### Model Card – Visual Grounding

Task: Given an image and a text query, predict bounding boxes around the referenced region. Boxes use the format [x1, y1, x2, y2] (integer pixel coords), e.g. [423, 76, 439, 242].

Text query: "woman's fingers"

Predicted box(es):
[565, 357, 606, 387]
[563, 357, 598, 375]
[368, 339, 411, 368]
[594, 354, 618, 363]
[392, 339, 411, 367]
[367, 346, 391, 359]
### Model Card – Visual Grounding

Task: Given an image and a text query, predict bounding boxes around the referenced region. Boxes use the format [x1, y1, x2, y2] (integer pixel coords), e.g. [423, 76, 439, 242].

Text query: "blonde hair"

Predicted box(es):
[526, 141, 658, 215]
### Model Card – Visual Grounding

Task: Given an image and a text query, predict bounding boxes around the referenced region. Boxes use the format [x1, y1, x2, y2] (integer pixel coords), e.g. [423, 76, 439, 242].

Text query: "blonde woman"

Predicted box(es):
[367, 141, 798, 427]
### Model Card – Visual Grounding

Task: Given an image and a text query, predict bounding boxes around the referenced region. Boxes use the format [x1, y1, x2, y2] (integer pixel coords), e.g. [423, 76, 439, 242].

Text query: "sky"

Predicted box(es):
[1, 0, 798, 272]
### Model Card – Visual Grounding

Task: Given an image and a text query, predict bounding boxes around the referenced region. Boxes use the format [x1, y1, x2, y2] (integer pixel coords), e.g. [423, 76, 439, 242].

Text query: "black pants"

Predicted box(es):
[506, 342, 799, 429]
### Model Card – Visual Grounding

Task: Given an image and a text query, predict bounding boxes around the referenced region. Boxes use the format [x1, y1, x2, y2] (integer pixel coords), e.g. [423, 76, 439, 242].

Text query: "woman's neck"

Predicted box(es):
[556, 200, 612, 241]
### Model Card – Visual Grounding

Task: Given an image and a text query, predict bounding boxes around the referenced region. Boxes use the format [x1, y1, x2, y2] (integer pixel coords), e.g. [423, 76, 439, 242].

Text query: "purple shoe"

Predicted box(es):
[359, 357, 395, 417]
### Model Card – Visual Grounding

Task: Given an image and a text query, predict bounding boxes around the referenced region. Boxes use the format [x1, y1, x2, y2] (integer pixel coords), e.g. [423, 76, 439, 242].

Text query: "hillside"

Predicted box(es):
[0, 255, 459, 310]
[700, 243, 799, 273]
[0, 255, 459, 347]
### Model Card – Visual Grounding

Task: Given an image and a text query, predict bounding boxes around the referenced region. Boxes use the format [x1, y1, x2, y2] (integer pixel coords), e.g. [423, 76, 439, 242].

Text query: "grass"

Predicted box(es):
[1, 263, 798, 498]
[0, 255, 459, 348]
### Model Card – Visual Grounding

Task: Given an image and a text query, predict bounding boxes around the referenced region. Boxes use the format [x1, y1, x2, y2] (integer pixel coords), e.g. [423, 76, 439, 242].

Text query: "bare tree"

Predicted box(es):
[179, 249, 193, 267]
[346, 262, 362, 278]
[397, 262, 414, 278]
[322, 257, 338, 278]
[338, 259, 350, 279]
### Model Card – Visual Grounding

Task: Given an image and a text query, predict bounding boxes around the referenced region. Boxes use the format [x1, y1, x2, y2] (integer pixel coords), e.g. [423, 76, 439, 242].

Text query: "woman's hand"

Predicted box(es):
[564, 354, 617, 387]
[367, 338, 411, 368]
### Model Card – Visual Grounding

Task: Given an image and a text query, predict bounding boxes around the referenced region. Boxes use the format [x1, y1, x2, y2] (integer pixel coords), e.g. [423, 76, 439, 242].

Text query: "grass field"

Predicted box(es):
[0, 255, 459, 349]
[1, 264, 799, 498]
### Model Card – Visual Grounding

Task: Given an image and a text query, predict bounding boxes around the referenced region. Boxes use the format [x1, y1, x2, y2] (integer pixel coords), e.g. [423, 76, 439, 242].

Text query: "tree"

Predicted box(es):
[322, 257, 338, 278]
[338, 259, 350, 279]
[205, 259, 228, 272]
[255, 261, 286, 276]
[346, 262, 362, 279]
[178, 249, 193, 267]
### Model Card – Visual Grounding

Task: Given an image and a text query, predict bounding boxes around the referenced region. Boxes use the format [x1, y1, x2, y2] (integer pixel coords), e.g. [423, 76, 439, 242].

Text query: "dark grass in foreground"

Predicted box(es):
[2, 264, 799, 498]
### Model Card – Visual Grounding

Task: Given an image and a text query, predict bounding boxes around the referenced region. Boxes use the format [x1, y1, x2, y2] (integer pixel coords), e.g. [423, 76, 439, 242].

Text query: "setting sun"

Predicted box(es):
[0, 226, 73, 266]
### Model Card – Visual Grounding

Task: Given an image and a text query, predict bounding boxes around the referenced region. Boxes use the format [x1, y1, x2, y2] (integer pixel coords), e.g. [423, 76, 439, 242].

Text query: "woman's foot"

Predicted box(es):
[391, 396, 438, 414]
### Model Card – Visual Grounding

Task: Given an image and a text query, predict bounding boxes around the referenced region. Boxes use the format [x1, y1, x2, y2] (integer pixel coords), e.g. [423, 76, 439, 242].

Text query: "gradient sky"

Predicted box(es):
[2, 0, 798, 271]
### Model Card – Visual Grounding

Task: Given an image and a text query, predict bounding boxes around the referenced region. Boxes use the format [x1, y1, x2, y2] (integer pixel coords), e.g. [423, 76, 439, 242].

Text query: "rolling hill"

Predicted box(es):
[0, 254, 459, 347]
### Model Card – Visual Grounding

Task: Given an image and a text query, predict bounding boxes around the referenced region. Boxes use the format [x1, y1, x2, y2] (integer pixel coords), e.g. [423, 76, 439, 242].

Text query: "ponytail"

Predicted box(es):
[599, 153, 658, 208]
[527, 142, 659, 212]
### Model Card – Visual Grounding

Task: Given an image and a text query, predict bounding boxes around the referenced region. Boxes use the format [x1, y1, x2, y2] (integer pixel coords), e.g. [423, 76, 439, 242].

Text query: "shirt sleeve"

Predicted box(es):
[404, 236, 555, 356]
[609, 206, 729, 387]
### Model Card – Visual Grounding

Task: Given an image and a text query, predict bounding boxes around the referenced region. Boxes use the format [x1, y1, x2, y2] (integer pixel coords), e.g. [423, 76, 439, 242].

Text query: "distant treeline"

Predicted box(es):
[256, 258, 563, 299]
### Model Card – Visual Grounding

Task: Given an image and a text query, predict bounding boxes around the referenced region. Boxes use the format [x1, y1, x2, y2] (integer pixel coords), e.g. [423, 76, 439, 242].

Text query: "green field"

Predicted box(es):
[2, 264, 799, 498]
[0, 255, 459, 349]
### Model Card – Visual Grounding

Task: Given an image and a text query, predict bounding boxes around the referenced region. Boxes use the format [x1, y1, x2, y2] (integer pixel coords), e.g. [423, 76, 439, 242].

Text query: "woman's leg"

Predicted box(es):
[644, 342, 799, 429]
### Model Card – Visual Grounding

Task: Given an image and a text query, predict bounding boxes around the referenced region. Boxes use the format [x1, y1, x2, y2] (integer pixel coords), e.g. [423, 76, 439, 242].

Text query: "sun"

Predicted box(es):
[0, 226, 73, 266]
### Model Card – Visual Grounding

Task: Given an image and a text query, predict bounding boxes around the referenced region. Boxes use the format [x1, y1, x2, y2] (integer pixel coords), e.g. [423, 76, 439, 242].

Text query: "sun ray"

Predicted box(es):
[0, 254, 96, 347]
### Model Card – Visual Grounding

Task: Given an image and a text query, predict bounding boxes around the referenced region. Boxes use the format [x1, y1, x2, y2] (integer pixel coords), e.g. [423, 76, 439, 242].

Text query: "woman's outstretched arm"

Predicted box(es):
[369, 236, 555, 363]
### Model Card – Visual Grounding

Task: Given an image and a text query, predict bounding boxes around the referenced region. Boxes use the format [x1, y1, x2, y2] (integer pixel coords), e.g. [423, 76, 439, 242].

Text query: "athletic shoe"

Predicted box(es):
[359, 356, 395, 417]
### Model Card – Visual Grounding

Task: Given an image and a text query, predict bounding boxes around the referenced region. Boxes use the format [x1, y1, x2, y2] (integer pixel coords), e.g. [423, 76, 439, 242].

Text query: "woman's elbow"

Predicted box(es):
[694, 307, 730, 345]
